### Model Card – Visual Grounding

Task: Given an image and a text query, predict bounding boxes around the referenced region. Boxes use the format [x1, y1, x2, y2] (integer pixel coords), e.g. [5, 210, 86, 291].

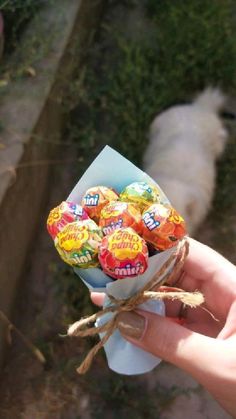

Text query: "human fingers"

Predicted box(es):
[217, 300, 236, 340]
[116, 309, 236, 416]
[164, 238, 221, 292]
[181, 238, 235, 286]
[90, 286, 223, 332]
[174, 240, 236, 319]
[90, 292, 105, 307]
[90, 289, 188, 331]
[90, 288, 193, 322]
[163, 301, 223, 337]
[116, 309, 223, 380]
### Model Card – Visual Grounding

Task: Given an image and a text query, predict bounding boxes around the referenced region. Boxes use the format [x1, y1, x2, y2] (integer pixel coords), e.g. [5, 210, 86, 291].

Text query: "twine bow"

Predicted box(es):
[67, 237, 204, 374]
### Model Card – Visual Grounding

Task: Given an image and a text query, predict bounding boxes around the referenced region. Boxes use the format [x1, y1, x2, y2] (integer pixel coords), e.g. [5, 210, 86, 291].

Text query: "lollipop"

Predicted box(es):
[47, 201, 89, 239]
[99, 227, 149, 279]
[81, 186, 119, 222]
[120, 181, 162, 211]
[99, 201, 142, 236]
[141, 203, 186, 251]
[54, 219, 103, 268]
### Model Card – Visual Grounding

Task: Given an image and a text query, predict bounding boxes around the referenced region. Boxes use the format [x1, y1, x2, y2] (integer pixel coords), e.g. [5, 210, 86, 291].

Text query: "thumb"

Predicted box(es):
[116, 310, 222, 383]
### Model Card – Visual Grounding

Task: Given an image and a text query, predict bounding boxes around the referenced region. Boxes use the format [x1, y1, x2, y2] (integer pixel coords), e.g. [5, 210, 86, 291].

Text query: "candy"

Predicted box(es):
[54, 219, 103, 268]
[98, 227, 148, 279]
[47, 201, 89, 239]
[99, 201, 142, 236]
[141, 204, 186, 251]
[81, 186, 119, 222]
[120, 181, 162, 211]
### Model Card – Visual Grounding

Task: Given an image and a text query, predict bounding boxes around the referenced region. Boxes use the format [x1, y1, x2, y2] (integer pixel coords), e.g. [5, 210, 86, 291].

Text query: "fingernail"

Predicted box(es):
[117, 311, 146, 340]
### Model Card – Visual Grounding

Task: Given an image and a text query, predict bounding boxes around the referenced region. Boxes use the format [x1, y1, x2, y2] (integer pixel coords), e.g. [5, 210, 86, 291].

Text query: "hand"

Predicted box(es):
[91, 239, 236, 417]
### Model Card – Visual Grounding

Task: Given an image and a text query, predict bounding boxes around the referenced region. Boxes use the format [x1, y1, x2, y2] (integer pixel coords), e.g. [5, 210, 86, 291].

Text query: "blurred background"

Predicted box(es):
[0, 0, 235, 418]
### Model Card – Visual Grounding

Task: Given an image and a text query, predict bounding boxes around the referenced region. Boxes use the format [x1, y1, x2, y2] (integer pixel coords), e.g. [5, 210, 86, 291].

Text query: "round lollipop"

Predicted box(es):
[120, 181, 162, 211]
[81, 186, 119, 222]
[99, 227, 149, 279]
[47, 201, 89, 239]
[141, 204, 186, 251]
[99, 201, 142, 236]
[54, 219, 103, 268]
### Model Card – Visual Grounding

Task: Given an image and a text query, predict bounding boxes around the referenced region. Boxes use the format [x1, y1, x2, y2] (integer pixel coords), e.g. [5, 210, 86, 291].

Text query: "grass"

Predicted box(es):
[0, 0, 46, 54]
[66, 0, 236, 167]
[0, 0, 64, 87]
[81, 370, 183, 419]
[51, 261, 94, 324]
[214, 124, 236, 213]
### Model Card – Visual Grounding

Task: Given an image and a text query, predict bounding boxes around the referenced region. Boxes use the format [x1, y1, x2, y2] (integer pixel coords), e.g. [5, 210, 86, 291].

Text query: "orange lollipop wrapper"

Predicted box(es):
[141, 204, 186, 251]
[81, 186, 119, 222]
[99, 201, 142, 236]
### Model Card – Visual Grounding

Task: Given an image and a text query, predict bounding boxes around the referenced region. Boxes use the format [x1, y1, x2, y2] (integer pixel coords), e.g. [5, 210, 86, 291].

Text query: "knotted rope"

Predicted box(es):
[67, 237, 204, 374]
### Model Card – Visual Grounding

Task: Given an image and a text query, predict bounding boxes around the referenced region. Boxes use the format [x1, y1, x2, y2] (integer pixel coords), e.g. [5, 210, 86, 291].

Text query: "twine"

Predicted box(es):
[67, 237, 204, 374]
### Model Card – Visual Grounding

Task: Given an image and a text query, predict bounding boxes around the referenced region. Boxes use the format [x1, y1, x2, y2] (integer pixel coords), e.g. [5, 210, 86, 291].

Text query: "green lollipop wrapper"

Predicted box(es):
[54, 219, 103, 268]
[120, 181, 162, 211]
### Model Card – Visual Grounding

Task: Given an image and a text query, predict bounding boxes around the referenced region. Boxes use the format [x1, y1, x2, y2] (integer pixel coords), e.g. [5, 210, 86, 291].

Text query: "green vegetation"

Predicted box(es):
[0, 0, 46, 54]
[68, 0, 236, 166]
[211, 127, 236, 251]
[51, 262, 94, 323]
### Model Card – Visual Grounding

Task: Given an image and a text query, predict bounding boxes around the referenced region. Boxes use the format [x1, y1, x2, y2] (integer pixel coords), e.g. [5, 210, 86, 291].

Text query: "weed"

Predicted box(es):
[50, 262, 94, 324]
[66, 0, 236, 168]
[0, 0, 47, 54]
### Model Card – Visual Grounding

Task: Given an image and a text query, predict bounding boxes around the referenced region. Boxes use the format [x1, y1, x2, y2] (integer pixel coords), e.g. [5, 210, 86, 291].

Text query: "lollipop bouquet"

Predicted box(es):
[47, 146, 204, 375]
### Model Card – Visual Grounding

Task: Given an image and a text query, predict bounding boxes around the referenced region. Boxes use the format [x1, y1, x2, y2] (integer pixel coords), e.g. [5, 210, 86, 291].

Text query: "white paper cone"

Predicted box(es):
[67, 146, 179, 375]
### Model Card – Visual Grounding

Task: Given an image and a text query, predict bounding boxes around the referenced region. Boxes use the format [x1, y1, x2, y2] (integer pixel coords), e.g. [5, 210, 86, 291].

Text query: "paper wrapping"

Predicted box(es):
[67, 146, 178, 375]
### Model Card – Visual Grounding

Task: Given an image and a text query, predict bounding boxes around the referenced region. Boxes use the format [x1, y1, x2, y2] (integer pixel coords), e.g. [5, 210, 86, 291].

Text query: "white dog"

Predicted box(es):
[143, 88, 228, 235]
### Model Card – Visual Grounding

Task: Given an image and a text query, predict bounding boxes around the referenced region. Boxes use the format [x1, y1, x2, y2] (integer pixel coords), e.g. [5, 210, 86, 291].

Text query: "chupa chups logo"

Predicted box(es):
[112, 230, 140, 242]
[84, 193, 99, 207]
[114, 262, 144, 277]
[102, 218, 123, 235]
[108, 229, 143, 260]
[143, 212, 160, 231]
[58, 224, 88, 251]
[109, 230, 142, 251]
[111, 239, 141, 252]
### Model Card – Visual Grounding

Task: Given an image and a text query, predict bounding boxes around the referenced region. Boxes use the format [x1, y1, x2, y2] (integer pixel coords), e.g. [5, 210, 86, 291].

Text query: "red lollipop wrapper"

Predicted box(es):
[141, 204, 186, 251]
[98, 227, 148, 279]
[47, 201, 89, 239]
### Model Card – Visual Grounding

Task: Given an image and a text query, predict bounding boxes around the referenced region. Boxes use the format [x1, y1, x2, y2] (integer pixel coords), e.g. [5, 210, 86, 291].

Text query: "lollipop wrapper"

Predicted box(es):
[67, 146, 179, 375]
